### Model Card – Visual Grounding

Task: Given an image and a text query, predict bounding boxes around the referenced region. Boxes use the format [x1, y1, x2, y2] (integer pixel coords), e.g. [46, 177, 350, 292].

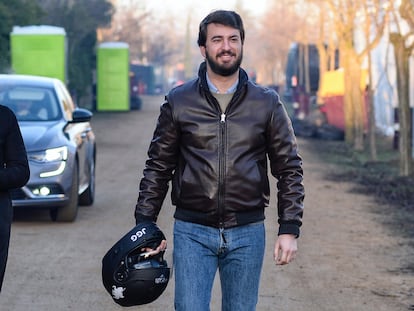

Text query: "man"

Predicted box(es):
[0, 105, 30, 292]
[135, 10, 304, 310]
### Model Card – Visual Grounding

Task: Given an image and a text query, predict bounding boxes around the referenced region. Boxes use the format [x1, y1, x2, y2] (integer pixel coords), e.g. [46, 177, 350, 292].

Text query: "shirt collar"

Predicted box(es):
[206, 73, 238, 94]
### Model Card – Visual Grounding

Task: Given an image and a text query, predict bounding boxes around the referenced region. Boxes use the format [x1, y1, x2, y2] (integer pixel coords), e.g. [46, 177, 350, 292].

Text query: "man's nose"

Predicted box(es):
[221, 39, 232, 49]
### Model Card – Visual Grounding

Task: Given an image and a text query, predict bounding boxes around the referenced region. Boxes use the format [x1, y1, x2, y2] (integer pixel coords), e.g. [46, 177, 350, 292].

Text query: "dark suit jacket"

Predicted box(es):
[0, 105, 30, 291]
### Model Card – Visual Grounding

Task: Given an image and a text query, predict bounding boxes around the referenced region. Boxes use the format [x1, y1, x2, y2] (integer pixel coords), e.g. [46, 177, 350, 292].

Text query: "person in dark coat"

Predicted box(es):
[134, 10, 304, 310]
[0, 105, 30, 292]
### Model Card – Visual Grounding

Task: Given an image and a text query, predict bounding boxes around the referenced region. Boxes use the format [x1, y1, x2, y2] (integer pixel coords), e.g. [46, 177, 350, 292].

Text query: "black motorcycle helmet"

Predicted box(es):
[102, 222, 170, 306]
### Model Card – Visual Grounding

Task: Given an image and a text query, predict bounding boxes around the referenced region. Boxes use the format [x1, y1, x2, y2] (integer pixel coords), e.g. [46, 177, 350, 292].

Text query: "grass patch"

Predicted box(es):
[305, 135, 414, 240]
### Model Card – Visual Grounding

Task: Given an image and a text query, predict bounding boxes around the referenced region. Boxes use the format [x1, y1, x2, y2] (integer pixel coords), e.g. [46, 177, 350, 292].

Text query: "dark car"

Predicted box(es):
[0, 74, 96, 222]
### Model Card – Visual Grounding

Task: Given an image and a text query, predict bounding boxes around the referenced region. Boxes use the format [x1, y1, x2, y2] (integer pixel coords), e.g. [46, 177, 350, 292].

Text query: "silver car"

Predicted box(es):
[0, 74, 96, 222]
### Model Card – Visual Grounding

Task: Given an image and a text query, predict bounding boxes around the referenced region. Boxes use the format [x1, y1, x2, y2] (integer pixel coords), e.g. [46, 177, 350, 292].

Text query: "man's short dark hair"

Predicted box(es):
[197, 10, 245, 47]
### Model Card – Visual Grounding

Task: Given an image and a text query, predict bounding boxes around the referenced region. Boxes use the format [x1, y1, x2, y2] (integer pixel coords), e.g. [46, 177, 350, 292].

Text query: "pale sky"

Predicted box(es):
[143, 0, 269, 20]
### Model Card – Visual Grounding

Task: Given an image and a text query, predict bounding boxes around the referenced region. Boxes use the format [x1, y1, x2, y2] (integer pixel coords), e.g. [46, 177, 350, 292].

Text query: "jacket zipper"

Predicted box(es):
[218, 112, 226, 227]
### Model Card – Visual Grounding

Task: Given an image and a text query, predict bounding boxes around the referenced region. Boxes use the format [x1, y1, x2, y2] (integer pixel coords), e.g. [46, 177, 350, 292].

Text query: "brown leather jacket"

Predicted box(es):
[135, 62, 304, 237]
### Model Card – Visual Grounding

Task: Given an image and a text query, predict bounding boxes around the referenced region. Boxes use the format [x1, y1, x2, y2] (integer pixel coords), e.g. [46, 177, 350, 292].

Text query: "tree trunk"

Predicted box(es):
[367, 50, 377, 161]
[365, 14, 377, 161]
[391, 33, 413, 176]
[350, 62, 365, 151]
[342, 47, 365, 150]
[342, 48, 355, 144]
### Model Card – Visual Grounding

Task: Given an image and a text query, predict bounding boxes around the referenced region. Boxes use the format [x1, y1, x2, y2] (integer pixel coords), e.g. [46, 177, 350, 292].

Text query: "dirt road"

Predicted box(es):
[1, 95, 412, 310]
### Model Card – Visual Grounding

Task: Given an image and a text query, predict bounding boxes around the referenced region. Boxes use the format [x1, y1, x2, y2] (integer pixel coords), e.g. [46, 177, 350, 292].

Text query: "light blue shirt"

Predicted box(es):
[206, 73, 238, 94]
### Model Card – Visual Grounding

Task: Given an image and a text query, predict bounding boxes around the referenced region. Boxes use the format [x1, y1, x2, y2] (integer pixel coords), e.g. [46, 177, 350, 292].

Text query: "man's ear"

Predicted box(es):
[199, 46, 206, 58]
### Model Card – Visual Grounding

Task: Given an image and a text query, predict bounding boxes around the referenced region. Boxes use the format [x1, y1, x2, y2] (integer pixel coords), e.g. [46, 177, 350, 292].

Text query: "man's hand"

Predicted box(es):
[141, 239, 167, 258]
[274, 234, 297, 265]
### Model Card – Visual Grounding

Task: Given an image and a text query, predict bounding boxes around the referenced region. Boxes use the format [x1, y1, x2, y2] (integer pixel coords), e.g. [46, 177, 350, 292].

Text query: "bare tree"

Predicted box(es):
[99, 0, 183, 80]
[389, 0, 414, 176]
[255, 0, 308, 87]
[37, 0, 114, 102]
[98, 1, 149, 62]
[305, 0, 338, 103]
[322, 0, 391, 150]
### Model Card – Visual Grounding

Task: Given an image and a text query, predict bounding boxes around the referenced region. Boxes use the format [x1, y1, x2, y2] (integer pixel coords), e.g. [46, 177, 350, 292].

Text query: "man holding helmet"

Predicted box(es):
[134, 10, 304, 310]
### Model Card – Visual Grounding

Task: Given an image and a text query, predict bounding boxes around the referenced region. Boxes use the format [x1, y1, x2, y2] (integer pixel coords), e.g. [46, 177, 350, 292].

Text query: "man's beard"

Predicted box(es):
[205, 50, 243, 76]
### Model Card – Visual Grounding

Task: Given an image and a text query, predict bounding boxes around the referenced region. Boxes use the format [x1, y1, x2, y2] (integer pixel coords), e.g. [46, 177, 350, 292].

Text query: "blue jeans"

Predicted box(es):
[173, 220, 265, 311]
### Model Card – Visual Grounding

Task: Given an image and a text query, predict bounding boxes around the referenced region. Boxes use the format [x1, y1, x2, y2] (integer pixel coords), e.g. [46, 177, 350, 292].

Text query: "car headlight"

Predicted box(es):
[29, 146, 68, 163]
[29, 146, 68, 178]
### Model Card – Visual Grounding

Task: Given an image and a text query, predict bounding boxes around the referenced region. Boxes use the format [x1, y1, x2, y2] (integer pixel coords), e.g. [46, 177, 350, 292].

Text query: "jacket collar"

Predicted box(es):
[198, 61, 249, 94]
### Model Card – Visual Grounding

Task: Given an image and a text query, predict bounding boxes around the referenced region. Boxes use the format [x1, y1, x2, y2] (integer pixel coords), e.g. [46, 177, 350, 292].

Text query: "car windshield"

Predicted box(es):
[0, 85, 61, 121]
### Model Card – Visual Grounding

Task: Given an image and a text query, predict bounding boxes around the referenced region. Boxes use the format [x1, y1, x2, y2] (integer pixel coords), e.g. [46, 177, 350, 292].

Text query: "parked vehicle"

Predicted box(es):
[0, 74, 96, 222]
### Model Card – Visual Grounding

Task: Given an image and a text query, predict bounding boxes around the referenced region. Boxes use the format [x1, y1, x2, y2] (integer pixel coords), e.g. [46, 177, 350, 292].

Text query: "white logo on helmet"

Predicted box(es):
[130, 228, 147, 242]
[155, 274, 168, 284]
[112, 285, 126, 299]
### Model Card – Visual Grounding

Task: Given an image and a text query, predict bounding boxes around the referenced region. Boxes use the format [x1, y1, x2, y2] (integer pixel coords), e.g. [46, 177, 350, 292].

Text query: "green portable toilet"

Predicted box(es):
[10, 25, 66, 82]
[97, 42, 130, 111]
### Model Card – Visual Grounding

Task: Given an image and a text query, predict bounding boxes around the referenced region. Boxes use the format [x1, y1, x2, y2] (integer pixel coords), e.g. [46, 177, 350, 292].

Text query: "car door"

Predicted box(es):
[56, 81, 92, 192]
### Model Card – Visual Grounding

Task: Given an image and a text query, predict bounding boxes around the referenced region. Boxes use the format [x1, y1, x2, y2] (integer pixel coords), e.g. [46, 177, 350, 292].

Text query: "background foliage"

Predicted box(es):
[0, 0, 114, 103]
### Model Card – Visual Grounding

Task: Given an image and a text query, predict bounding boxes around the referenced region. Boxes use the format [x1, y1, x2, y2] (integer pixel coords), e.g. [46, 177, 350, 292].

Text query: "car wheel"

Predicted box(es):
[79, 153, 95, 206]
[50, 161, 79, 222]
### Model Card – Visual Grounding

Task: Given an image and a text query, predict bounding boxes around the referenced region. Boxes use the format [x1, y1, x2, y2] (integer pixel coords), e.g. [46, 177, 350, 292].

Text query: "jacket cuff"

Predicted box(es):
[135, 214, 157, 225]
[278, 223, 300, 238]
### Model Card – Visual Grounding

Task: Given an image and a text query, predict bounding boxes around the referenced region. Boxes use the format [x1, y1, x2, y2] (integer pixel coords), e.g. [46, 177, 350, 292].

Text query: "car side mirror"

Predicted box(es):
[71, 108, 93, 123]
